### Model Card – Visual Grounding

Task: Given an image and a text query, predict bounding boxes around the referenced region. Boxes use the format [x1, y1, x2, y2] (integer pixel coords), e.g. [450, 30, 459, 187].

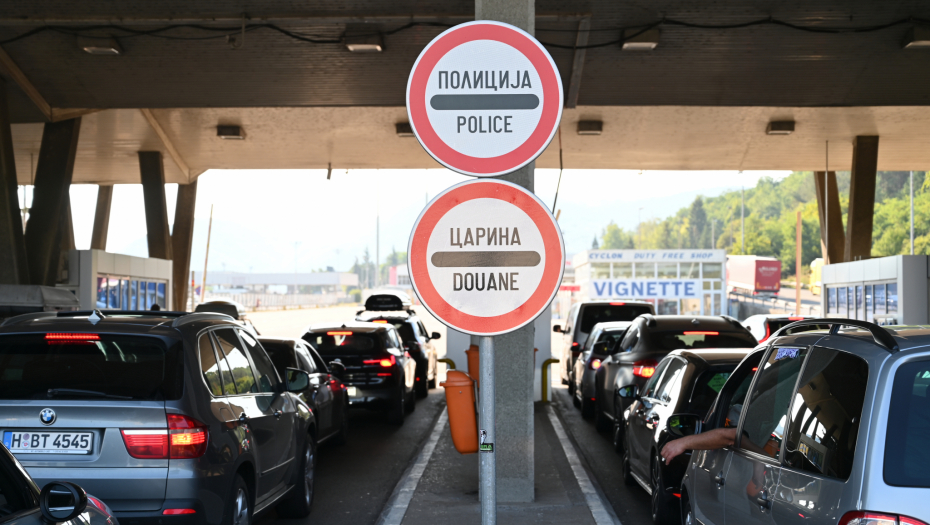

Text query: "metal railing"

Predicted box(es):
[730, 292, 822, 317]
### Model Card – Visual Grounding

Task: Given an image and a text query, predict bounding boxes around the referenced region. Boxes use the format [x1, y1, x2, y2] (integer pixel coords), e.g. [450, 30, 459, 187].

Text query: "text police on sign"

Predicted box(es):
[408, 179, 565, 336]
[406, 21, 563, 177]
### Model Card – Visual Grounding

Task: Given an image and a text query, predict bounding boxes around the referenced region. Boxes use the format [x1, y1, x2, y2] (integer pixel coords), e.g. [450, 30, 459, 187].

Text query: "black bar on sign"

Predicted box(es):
[431, 251, 541, 267]
[430, 94, 539, 111]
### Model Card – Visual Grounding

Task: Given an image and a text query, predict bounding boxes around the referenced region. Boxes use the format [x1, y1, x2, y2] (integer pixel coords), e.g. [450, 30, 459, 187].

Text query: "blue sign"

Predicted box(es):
[590, 279, 701, 299]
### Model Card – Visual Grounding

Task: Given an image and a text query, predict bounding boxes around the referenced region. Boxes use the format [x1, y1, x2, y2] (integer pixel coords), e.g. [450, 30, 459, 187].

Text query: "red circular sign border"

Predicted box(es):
[407, 179, 564, 335]
[406, 21, 563, 177]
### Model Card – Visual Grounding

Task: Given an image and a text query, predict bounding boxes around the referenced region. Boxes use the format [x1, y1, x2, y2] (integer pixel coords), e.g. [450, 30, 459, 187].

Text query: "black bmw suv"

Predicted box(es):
[0, 310, 318, 525]
[302, 322, 417, 425]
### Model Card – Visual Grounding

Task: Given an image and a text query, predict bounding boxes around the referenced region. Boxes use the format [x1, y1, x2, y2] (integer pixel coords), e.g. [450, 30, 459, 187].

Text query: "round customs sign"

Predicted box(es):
[406, 21, 563, 177]
[408, 179, 565, 336]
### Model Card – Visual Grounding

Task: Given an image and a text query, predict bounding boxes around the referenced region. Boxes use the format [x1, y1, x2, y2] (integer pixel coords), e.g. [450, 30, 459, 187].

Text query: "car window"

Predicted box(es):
[709, 351, 763, 429]
[654, 358, 687, 403]
[387, 329, 402, 349]
[738, 346, 809, 460]
[690, 368, 733, 416]
[263, 341, 299, 373]
[783, 347, 868, 481]
[418, 321, 429, 338]
[214, 329, 258, 395]
[0, 458, 37, 514]
[620, 328, 640, 353]
[307, 331, 383, 355]
[239, 331, 279, 394]
[641, 359, 671, 399]
[884, 358, 930, 488]
[648, 330, 757, 350]
[596, 329, 628, 354]
[210, 333, 237, 396]
[579, 304, 653, 334]
[198, 333, 224, 396]
[391, 322, 417, 343]
[294, 344, 318, 374]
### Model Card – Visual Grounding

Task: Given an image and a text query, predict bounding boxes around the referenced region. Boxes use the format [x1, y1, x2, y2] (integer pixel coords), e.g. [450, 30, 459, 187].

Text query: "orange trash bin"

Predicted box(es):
[440, 370, 478, 454]
[465, 344, 480, 388]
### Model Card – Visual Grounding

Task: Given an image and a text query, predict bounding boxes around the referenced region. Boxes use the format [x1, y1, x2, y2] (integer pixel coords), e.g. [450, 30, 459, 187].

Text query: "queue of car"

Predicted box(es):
[0, 292, 434, 525]
[562, 299, 930, 525]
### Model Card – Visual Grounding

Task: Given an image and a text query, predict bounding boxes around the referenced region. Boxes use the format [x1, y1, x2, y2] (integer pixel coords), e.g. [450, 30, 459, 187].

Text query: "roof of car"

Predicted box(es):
[356, 312, 415, 322]
[305, 321, 391, 334]
[579, 300, 653, 307]
[747, 314, 815, 321]
[640, 315, 746, 331]
[0, 310, 240, 337]
[670, 348, 753, 365]
[257, 336, 301, 346]
[590, 321, 633, 332]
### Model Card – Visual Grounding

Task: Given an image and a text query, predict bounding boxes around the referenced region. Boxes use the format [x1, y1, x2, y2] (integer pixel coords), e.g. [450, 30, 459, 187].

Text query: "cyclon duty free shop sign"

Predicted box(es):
[408, 179, 564, 336]
[406, 21, 563, 177]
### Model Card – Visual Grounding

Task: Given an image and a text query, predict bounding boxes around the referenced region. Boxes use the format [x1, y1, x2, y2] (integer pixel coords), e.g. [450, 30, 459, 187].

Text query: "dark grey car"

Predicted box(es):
[0, 310, 317, 525]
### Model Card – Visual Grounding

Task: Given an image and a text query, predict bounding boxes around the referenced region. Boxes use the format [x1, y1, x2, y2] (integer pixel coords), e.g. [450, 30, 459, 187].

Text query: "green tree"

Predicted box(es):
[689, 197, 707, 248]
[600, 221, 635, 249]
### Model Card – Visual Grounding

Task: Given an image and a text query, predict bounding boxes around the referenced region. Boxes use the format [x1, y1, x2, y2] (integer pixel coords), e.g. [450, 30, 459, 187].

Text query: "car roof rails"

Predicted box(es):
[171, 312, 236, 328]
[773, 318, 899, 353]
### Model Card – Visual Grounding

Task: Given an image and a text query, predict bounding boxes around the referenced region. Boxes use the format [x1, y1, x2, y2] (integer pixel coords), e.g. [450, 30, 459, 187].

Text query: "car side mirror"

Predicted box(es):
[618, 384, 640, 399]
[431, 332, 441, 340]
[285, 368, 310, 392]
[552, 324, 562, 333]
[40, 481, 87, 523]
[667, 413, 703, 439]
[328, 359, 346, 378]
[592, 341, 609, 354]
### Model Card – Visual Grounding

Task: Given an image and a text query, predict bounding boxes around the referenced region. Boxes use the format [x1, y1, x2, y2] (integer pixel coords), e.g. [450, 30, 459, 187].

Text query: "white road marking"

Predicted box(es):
[376, 407, 449, 525]
[546, 404, 620, 525]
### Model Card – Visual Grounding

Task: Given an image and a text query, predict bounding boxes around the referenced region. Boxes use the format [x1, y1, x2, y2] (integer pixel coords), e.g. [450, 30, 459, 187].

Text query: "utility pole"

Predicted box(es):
[796, 211, 802, 315]
[910, 171, 915, 255]
[200, 204, 213, 304]
[638, 206, 644, 248]
[740, 187, 745, 254]
[711, 219, 716, 250]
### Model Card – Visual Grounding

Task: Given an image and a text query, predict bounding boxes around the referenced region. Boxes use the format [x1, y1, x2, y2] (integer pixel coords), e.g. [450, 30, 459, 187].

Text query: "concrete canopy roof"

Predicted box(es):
[2, 0, 930, 182]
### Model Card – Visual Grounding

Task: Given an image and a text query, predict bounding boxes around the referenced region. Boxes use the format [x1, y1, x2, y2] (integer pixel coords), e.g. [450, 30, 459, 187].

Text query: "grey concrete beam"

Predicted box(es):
[171, 181, 197, 310]
[565, 18, 590, 109]
[24, 118, 81, 286]
[138, 151, 174, 261]
[0, 77, 28, 284]
[845, 136, 879, 262]
[90, 184, 113, 250]
[813, 171, 845, 264]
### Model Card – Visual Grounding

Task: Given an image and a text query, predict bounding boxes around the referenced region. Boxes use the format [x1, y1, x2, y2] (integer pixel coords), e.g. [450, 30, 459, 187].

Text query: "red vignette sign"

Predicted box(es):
[407, 179, 565, 336]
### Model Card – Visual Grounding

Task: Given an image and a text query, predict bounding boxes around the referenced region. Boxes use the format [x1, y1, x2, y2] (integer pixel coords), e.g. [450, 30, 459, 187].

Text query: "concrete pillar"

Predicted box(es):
[24, 118, 81, 286]
[54, 199, 75, 284]
[845, 136, 879, 262]
[171, 181, 198, 310]
[0, 77, 29, 284]
[90, 185, 113, 250]
[138, 151, 174, 261]
[813, 171, 845, 264]
[477, 0, 537, 503]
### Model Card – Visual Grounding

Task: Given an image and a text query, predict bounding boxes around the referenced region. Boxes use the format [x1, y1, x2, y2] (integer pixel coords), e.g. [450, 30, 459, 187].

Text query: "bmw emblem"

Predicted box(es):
[39, 408, 56, 426]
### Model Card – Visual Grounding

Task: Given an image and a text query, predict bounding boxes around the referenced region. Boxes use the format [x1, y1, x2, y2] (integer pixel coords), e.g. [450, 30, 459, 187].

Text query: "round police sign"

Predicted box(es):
[408, 179, 565, 336]
[406, 21, 563, 177]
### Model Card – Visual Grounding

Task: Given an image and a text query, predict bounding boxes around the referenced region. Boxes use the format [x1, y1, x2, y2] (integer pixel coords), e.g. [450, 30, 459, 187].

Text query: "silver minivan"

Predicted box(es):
[678, 320, 930, 525]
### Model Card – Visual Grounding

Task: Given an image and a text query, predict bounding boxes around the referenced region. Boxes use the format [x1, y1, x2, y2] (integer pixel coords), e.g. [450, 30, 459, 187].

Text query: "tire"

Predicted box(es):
[620, 439, 636, 486]
[595, 406, 612, 433]
[222, 475, 252, 525]
[651, 454, 678, 525]
[416, 371, 429, 398]
[581, 396, 595, 419]
[681, 490, 694, 525]
[276, 437, 316, 518]
[387, 387, 406, 425]
[405, 385, 416, 414]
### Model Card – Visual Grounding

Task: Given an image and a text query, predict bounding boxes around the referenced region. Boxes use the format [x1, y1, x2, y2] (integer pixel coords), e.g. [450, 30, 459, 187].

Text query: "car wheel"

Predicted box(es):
[595, 406, 612, 433]
[405, 385, 416, 414]
[620, 439, 635, 485]
[681, 490, 694, 525]
[388, 386, 406, 425]
[276, 436, 315, 518]
[651, 454, 677, 525]
[581, 395, 595, 419]
[416, 371, 429, 398]
[223, 475, 251, 525]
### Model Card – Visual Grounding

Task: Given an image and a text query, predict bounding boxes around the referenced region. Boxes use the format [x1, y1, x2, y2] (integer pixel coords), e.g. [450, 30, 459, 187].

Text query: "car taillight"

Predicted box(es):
[120, 415, 208, 460]
[633, 360, 657, 378]
[589, 359, 602, 370]
[759, 323, 772, 343]
[168, 414, 208, 459]
[683, 331, 719, 336]
[45, 333, 100, 345]
[163, 509, 197, 515]
[788, 317, 804, 321]
[839, 512, 928, 525]
[363, 355, 396, 367]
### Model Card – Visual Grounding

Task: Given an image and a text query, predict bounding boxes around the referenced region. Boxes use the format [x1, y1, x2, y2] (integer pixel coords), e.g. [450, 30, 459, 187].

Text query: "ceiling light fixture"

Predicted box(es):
[396, 123, 415, 137]
[78, 37, 122, 55]
[766, 121, 795, 135]
[577, 121, 603, 135]
[216, 125, 245, 140]
[903, 26, 930, 48]
[622, 29, 660, 50]
[345, 32, 384, 53]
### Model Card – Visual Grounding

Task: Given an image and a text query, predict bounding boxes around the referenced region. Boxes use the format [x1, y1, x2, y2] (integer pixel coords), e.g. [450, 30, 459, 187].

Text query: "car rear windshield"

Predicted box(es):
[884, 358, 930, 488]
[579, 305, 652, 333]
[590, 329, 628, 352]
[389, 322, 417, 343]
[650, 331, 756, 350]
[306, 332, 384, 356]
[0, 333, 183, 400]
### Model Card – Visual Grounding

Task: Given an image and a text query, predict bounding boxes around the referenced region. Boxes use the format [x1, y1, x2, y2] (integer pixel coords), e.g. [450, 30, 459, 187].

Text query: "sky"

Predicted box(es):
[37, 168, 790, 274]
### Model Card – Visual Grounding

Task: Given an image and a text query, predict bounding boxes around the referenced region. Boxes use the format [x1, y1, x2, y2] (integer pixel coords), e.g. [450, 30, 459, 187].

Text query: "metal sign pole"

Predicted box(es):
[479, 335, 496, 525]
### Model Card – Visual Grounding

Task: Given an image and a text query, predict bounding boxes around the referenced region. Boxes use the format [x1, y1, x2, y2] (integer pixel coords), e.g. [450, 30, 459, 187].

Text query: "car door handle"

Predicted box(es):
[755, 493, 772, 510]
[713, 473, 725, 486]
[273, 410, 283, 419]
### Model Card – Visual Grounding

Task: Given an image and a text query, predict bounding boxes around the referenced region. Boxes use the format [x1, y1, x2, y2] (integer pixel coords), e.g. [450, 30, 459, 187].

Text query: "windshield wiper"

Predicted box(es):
[47, 388, 132, 400]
